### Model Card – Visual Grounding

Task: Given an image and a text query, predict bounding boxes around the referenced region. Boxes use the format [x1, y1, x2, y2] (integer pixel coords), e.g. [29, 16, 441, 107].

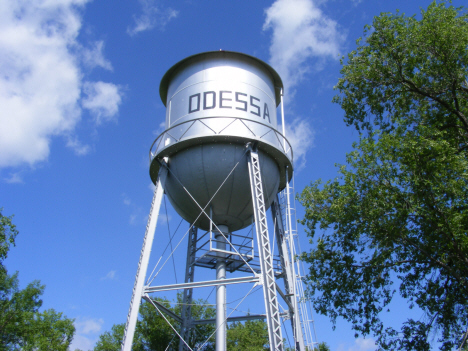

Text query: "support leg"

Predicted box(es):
[121, 165, 168, 351]
[179, 226, 198, 351]
[247, 145, 283, 351]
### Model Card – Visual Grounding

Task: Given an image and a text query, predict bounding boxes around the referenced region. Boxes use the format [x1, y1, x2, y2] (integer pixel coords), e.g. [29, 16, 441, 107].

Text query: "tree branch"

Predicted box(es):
[351, 260, 414, 269]
[458, 324, 468, 351]
[400, 235, 468, 294]
[400, 76, 468, 133]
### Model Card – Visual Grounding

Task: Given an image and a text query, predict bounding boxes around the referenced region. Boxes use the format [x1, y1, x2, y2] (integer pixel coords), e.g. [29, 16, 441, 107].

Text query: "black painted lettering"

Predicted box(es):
[263, 103, 270, 122]
[235, 92, 247, 111]
[188, 93, 200, 113]
[250, 96, 260, 116]
[203, 91, 216, 110]
[220, 91, 232, 109]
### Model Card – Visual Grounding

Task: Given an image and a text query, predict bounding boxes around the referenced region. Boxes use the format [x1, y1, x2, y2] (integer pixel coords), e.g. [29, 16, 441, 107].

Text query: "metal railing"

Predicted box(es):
[192, 228, 282, 275]
[149, 116, 293, 163]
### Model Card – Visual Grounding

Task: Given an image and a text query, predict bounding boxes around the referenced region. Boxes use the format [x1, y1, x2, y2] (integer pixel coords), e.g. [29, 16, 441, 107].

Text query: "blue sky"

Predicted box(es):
[1, 0, 464, 350]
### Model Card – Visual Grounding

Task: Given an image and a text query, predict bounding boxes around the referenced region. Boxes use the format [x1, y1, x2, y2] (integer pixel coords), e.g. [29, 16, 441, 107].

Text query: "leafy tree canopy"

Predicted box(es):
[94, 296, 216, 351]
[0, 208, 18, 264]
[0, 208, 75, 351]
[298, 2, 468, 350]
[226, 319, 269, 351]
[94, 301, 275, 350]
[314, 342, 331, 351]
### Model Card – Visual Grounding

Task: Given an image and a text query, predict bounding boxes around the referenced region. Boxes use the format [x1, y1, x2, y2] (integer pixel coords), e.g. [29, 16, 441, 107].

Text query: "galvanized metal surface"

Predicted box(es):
[215, 225, 228, 351]
[151, 51, 291, 232]
[162, 143, 279, 232]
[159, 51, 283, 109]
[279, 184, 319, 349]
[121, 166, 168, 351]
[191, 314, 266, 326]
[272, 195, 306, 351]
[179, 226, 197, 351]
[144, 275, 260, 293]
[149, 116, 293, 189]
[122, 52, 311, 350]
[247, 146, 283, 351]
[162, 51, 281, 140]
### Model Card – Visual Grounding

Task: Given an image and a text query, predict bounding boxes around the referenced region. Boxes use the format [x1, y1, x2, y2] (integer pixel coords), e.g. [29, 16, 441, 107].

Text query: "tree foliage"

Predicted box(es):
[0, 209, 18, 265]
[0, 208, 75, 351]
[94, 323, 140, 351]
[315, 342, 331, 351]
[226, 319, 269, 351]
[95, 296, 216, 351]
[298, 2, 468, 350]
[95, 301, 273, 350]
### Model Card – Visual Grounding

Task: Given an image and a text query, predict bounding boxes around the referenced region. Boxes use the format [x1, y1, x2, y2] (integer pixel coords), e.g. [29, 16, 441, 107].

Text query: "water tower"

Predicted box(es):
[121, 51, 315, 351]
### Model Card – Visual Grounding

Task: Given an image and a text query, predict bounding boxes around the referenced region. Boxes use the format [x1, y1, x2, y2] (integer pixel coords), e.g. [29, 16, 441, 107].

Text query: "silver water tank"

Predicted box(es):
[150, 51, 293, 232]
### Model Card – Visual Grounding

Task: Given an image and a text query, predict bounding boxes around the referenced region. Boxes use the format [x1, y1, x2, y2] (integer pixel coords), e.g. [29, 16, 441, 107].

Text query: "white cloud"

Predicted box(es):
[127, 0, 179, 36]
[82, 40, 113, 70]
[0, 0, 122, 169]
[263, 0, 344, 95]
[338, 337, 377, 351]
[283, 118, 315, 169]
[75, 317, 104, 334]
[70, 316, 104, 351]
[69, 333, 96, 351]
[82, 81, 122, 124]
[153, 121, 166, 136]
[66, 135, 91, 156]
[3, 172, 24, 184]
[122, 193, 137, 208]
[123, 196, 132, 206]
[158, 213, 172, 224]
[122, 193, 143, 225]
[263, 0, 342, 168]
[130, 214, 138, 225]
[101, 270, 117, 280]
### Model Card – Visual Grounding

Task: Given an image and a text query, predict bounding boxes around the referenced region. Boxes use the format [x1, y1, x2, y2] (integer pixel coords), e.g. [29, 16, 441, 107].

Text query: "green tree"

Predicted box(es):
[314, 341, 330, 351]
[0, 209, 17, 263]
[0, 209, 75, 350]
[298, 2, 468, 351]
[94, 296, 216, 351]
[171, 295, 216, 350]
[21, 309, 76, 351]
[226, 319, 269, 350]
[137, 299, 185, 351]
[94, 323, 142, 351]
[95, 302, 276, 350]
[285, 341, 330, 351]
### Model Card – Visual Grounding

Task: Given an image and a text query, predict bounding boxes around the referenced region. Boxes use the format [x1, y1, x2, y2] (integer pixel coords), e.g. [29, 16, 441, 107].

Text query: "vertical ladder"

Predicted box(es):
[121, 165, 168, 351]
[278, 86, 318, 349]
[247, 145, 283, 351]
[279, 180, 318, 350]
[271, 196, 305, 351]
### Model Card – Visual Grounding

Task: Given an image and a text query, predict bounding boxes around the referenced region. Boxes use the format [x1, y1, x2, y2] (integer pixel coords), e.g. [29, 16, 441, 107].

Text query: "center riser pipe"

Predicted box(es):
[215, 225, 229, 351]
[215, 225, 228, 351]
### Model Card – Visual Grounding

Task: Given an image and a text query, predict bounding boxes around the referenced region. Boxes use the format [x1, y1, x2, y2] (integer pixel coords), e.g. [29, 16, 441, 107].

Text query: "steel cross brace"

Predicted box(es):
[247, 145, 284, 351]
[144, 275, 260, 293]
